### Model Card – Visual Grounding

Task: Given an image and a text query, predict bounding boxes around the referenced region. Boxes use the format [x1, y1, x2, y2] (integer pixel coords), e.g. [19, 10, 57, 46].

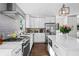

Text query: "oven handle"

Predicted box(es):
[22, 43, 30, 54]
[15, 49, 22, 54]
[23, 43, 29, 49]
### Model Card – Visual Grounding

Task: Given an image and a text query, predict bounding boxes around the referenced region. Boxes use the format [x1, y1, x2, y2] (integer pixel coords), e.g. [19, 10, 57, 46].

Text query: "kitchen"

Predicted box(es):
[0, 3, 79, 56]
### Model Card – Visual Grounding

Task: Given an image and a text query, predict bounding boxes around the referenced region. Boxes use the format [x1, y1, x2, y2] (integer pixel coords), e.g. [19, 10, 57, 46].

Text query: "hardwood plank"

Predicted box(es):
[31, 43, 49, 56]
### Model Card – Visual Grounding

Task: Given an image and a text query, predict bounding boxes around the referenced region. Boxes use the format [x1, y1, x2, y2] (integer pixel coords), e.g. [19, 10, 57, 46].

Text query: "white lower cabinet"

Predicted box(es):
[53, 44, 65, 56]
[0, 46, 22, 56]
[48, 35, 79, 56]
[12, 45, 22, 56]
[34, 33, 45, 43]
[65, 50, 79, 56]
[12, 48, 22, 56]
[30, 33, 34, 50]
[0, 49, 12, 56]
[53, 44, 79, 56]
[48, 44, 55, 56]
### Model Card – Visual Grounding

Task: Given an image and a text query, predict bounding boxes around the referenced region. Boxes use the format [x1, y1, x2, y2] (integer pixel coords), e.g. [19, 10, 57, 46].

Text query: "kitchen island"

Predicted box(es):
[47, 34, 79, 56]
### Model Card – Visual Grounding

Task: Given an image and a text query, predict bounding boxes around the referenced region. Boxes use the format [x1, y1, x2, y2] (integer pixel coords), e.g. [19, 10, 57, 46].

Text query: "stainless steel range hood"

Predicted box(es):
[0, 3, 25, 19]
[1, 11, 19, 19]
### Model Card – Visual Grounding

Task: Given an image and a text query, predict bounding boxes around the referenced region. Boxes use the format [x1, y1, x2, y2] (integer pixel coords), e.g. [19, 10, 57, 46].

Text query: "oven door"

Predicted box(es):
[48, 38, 52, 47]
[22, 40, 30, 56]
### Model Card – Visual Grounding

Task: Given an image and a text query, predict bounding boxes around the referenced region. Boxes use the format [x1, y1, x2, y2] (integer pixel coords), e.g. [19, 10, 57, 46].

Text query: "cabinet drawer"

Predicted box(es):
[12, 46, 22, 56]
[53, 44, 65, 56]
[53, 44, 59, 53]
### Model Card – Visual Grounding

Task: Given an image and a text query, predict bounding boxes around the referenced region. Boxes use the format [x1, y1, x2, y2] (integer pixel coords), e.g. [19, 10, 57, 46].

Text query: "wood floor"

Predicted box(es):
[31, 43, 49, 56]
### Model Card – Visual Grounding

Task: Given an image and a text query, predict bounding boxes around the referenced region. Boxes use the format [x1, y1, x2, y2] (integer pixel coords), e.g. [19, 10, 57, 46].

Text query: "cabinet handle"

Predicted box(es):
[55, 53, 58, 56]
[15, 49, 21, 54]
[54, 45, 58, 48]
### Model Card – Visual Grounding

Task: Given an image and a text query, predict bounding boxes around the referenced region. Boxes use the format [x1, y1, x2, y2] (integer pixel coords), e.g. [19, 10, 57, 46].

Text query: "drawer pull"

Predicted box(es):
[15, 49, 21, 54]
[55, 53, 58, 56]
[54, 45, 58, 48]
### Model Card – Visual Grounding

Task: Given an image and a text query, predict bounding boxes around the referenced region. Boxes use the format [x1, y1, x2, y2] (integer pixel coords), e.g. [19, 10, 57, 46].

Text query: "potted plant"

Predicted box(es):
[60, 25, 71, 34]
[59, 24, 72, 39]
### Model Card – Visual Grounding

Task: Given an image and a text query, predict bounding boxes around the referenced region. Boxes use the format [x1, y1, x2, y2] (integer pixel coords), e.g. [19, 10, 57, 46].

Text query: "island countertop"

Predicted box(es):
[47, 35, 79, 50]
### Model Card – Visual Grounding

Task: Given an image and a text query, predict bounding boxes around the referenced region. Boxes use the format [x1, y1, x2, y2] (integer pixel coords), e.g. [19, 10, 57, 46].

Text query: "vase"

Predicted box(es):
[63, 33, 68, 40]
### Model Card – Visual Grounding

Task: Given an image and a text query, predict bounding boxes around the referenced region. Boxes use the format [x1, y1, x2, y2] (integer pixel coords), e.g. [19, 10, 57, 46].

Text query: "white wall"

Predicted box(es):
[0, 4, 21, 38]
[17, 3, 62, 17]
[17, 3, 79, 17]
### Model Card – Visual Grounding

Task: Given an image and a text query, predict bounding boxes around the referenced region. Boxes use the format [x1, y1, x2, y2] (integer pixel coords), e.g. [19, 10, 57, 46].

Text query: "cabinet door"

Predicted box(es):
[48, 44, 55, 56]
[49, 17, 56, 23]
[30, 34, 34, 50]
[34, 33, 45, 43]
[26, 15, 30, 28]
[30, 18, 40, 28]
[0, 4, 6, 11]
[34, 33, 39, 43]
[40, 33, 45, 42]
[34, 18, 39, 28]
[12, 46, 22, 56]
[53, 44, 66, 56]
[39, 18, 45, 28]
[30, 18, 35, 28]
[45, 17, 55, 23]
[34, 18, 45, 28]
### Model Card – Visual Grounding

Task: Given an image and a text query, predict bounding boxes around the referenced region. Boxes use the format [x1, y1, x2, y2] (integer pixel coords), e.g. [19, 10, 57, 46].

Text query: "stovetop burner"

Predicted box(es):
[3, 38, 23, 42]
[3, 36, 30, 42]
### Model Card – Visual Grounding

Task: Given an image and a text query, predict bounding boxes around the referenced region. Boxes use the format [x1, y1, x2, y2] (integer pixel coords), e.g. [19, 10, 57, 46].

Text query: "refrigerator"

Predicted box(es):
[45, 23, 56, 35]
[45, 23, 56, 43]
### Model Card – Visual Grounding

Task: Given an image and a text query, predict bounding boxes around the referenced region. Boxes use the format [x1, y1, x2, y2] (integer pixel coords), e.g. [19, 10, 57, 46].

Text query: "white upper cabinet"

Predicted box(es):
[34, 18, 40, 28]
[30, 17, 45, 28]
[38, 18, 45, 28]
[29, 17, 56, 28]
[0, 3, 6, 11]
[45, 17, 56, 23]
[26, 15, 30, 28]
[30, 17, 35, 28]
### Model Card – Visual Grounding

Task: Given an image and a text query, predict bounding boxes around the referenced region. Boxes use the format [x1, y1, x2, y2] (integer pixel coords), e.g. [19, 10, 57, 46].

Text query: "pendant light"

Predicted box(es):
[59, 4, 70, 16]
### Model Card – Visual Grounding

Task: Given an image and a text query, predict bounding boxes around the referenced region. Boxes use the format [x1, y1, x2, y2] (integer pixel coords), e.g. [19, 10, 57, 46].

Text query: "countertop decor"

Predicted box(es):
[60, 24, 72, 39]
[60, 24, 71, 34]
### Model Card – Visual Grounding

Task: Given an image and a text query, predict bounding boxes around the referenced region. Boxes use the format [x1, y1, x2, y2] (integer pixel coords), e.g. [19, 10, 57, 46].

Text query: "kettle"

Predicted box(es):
[11, 32, 17, 39]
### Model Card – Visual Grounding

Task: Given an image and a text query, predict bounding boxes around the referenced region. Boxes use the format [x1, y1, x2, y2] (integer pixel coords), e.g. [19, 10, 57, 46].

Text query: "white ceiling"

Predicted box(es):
[17, 3, 79, 17]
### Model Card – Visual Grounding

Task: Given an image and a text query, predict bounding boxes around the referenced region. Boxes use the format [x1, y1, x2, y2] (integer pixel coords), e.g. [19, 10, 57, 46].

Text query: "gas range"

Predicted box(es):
[3, 36, 30, 42]
[3, 36, 30, 56]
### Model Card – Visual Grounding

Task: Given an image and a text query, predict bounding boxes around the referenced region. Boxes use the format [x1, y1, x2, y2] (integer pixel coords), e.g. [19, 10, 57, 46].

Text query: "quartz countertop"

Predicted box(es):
[47, 34, 79, 50]
[0, 42, 22, 56]
[0, 42, 21, 49]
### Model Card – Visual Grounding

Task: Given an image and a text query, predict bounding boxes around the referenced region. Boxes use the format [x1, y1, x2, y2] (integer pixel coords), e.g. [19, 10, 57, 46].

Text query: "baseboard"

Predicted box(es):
[34, 42, 47, 44]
